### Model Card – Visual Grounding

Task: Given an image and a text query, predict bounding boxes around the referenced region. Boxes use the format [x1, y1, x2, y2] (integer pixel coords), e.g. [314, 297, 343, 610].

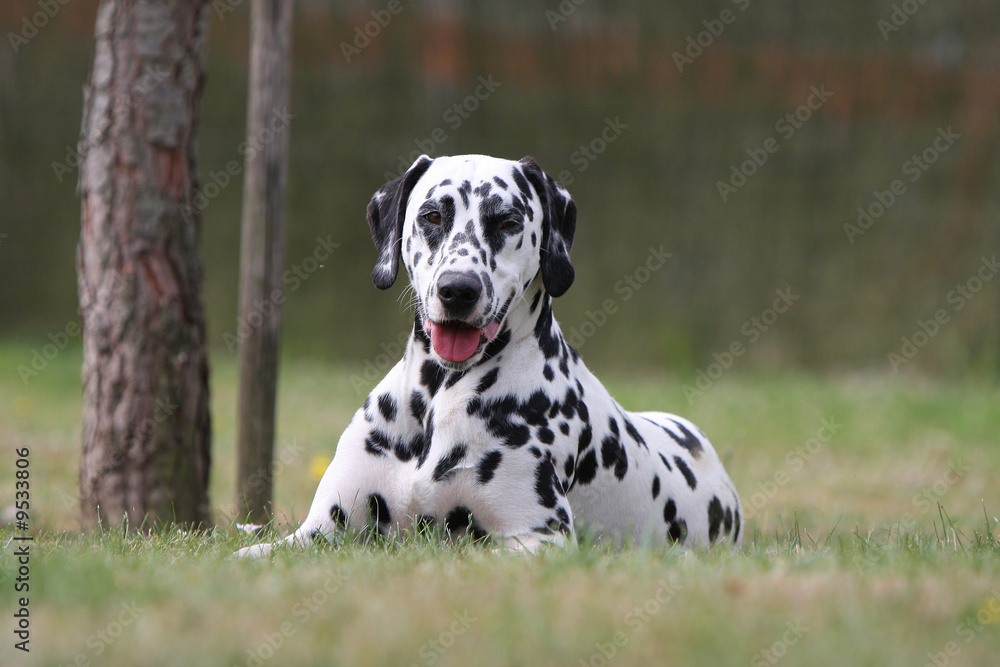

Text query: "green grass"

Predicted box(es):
[1, 341, 999, 666]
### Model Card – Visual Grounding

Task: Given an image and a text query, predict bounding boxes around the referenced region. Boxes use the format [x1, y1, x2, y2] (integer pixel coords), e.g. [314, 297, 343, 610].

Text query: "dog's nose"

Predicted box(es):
[437, 271, 482, 319]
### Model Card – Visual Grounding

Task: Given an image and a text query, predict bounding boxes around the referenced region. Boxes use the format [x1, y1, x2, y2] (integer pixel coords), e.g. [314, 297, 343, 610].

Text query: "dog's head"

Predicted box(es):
[367, 154, 576, 369]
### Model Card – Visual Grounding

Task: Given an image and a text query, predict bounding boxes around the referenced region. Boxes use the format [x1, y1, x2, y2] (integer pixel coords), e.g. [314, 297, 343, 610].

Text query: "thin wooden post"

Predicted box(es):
[235, 0, 293, 523]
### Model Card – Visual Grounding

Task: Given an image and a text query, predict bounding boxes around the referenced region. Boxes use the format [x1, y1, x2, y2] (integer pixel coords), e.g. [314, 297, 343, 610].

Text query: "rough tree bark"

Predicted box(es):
[77, 0, 212, 530]
[235, 0, 292, 523]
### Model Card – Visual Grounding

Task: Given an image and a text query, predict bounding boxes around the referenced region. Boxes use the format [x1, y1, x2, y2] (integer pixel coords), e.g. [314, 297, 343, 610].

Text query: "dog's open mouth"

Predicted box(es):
[426, 318, 501, 363]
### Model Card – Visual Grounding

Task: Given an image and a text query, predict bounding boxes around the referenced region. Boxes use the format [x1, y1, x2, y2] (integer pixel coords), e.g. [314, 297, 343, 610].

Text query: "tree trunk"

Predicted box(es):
[235, 0, 293, 523]
[77, 0, 212, 530]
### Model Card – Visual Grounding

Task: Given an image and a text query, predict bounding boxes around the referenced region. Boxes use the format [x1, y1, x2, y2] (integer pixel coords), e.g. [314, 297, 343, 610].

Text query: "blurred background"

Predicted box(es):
[2, 0, 999, 380]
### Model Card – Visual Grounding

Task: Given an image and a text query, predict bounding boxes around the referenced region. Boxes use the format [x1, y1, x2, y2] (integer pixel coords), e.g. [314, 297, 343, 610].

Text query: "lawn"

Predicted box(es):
[1, 342, 998, 667]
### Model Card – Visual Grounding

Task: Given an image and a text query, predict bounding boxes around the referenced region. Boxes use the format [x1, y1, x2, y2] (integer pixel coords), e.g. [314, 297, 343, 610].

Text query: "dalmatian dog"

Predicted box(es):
[236, 154, 741, 557]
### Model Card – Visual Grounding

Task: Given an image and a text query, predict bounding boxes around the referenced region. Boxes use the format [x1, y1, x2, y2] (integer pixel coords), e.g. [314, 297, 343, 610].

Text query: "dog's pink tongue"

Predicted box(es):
[429, 321, 482, 362]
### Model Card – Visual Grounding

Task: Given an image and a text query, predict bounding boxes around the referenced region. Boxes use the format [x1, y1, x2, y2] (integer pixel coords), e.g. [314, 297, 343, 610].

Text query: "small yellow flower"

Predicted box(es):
[310, 456, 330, 482]
[979, 596, 1000, 625]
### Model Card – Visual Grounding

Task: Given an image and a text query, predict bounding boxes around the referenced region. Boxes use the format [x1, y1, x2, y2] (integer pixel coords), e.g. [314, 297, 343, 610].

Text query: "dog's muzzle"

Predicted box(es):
[437, 271, 482, 321]
[426, 271, 500, 363]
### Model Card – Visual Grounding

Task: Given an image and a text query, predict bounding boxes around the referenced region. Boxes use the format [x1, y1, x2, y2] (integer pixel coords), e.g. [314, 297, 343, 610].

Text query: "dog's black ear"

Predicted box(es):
[367, 155, 434, 289]
[518, 156, 577, 297]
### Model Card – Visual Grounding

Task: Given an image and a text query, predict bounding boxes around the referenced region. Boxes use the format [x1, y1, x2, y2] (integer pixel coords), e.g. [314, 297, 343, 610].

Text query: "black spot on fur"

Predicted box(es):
[663, 498, 677, 523]
[511, 166, 531, 199]
[365, 430, 391, 457]
[663, 498, 687, 543]
[501, 421, 531, 448]
[543, 365, 554, 381]
[534, 516, 571, 535]
[537, 427, 555, 444]
[529, 289, 543, 314]
[561, 389, 578, 419]
[464, 220, 482, 251]
[624, 418, 645, 447]
[559, 421, 570, 435]
[392, 437, 411, 462]
[521, 390, 551, 426]
[418, 411, 435, 467]
[458, 180, 472, 208]
[733, 509, 741, 543]
[658, 452, 673, 472]
[724, 506, 733, 536]
[493, 176, 508, 190]
[420, 359, 447, 397]
[445, 370, 465, 389]
[652, 475, 660, 499]
[478, 394, 518, 419]
[477, 368, 500, 394]
[668, 519, 687, 544]
[563, 454, 575, 480]
[330, 504, 348, 529]
[574, 449, 598, 485]
[476, 450, 503, 484]
[410, 392, 426, 422]
[667, 419, 705, 458]
[413, 317, 431, 353]
[674, 456, 697, 490]
[433, 444, 468, 482]
[535, 459, 562, 509]
[577, 424, 593, 453]
[708, 496, 724, 542]
[533, 299, 560, 359]
[367, 493, 391, 526]
[377, 393, 397, 422]
[480, 326, 511, 362]
[600, 435, 628, 480]
[444, 506, 488, 540]
[480, 195, 513, 256]
[405, 432, 427, 464]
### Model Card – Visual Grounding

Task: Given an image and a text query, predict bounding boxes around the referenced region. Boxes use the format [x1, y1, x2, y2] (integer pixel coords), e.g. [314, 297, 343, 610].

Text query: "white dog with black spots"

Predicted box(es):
[237, 154, 742, 556]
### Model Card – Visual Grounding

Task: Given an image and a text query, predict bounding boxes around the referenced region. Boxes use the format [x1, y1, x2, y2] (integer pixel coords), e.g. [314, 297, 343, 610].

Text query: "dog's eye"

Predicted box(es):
[423, 211, 442, 224]
[500, 219, 522, 231]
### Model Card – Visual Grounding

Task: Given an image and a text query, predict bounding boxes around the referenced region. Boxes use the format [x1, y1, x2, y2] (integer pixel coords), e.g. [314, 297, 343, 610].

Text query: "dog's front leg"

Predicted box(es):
[484, 452, 575, 554]
[235, 367, 420, 558]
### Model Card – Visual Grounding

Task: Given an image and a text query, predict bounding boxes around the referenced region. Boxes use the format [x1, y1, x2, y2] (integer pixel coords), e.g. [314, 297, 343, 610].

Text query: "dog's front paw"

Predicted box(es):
[500, 531, 569, 554]
[233, 542, 275, 559]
